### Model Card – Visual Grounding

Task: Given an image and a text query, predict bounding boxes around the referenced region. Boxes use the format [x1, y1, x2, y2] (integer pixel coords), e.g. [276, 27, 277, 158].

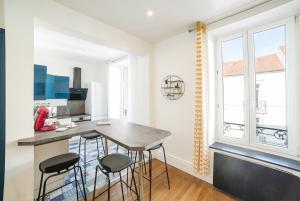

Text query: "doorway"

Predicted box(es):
[108, 57, 128, 119]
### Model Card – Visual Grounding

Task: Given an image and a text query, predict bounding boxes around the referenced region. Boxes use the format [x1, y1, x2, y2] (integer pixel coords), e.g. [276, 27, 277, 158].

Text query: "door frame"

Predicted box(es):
[0, 28, 6, 201]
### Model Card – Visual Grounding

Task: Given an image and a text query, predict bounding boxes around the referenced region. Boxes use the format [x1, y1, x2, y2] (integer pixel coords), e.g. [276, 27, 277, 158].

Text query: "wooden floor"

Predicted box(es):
[91, 159, 237, 201]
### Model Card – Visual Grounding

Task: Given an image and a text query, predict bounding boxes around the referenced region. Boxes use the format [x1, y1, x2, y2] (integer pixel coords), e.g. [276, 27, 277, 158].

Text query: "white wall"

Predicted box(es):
[34, 52, 109, 88]
[128, 54, 150, 125]
[4, 0, 34, 200]
[151, 31, 213, 183]
[0, 0, 4, 28]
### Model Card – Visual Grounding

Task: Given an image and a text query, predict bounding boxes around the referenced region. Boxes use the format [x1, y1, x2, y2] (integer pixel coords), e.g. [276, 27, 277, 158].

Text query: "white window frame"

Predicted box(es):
[215, 16, 299, 157]
[216, 32, 250, 146]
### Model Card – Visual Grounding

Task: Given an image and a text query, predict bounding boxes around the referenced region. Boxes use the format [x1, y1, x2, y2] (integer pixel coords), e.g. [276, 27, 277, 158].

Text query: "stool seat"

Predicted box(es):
[81, 132, 101, 139]
[98, 153, 132, 173]
[147, 143, 162, 151]
[39, 153, 79, 173]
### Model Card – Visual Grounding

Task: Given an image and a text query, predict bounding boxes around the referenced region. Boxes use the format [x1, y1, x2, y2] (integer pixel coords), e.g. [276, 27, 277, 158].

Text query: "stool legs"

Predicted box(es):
[84, 139, 87, 183]
[119, 172, 125, 201]
[74, 167, 79, 201]
[37, 166, 86, 201]
[77, 165, 87, 201]
[36, 172, 44, 201]
[143, 153, 147, 174]
[130, 166, 139, 201]
[93, 166, 99, 201]
[126, 150, 130, 184]
[148, 150, 152, 201]
[162, 145, 170, 189]
[41, 175, 49, 201]
[99, 137, 105, 154]
[107, 176, 111, 201]
[79, 136, 105, 185]
[93, 165, 138, 201]
[96, 138, 100, 158]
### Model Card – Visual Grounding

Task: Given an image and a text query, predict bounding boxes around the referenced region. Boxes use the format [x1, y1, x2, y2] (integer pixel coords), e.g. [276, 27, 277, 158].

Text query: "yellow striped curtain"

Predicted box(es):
[193, 22, 209, 175]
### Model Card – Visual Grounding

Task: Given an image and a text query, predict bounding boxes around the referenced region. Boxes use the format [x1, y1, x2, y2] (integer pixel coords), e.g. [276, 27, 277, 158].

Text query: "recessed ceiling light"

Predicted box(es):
[146, 10, 154, 17]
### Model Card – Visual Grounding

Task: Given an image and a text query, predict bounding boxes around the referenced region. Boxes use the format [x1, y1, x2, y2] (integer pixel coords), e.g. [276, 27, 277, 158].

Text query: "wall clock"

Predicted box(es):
[161, 75, 185, 100]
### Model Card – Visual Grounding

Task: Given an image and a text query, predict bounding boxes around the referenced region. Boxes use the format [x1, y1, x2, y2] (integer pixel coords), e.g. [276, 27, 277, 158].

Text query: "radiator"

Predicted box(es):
[213, 152, 300, 201]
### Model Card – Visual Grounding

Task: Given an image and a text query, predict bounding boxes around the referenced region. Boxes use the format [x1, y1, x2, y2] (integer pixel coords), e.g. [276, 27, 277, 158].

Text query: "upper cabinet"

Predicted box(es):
[34, 65, 47, 100]
[54, 76, 69, 99]
[46, 74, 55, 99]
[34, 65, 70, 100]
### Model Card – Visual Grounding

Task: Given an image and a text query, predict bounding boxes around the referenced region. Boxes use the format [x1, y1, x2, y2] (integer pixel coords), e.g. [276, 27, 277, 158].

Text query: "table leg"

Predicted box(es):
[138, 150, 144, 201]
[104, 138, 108, 156]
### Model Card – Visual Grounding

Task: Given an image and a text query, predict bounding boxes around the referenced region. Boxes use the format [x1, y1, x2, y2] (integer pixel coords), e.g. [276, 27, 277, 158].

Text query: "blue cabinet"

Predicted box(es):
[46, 74, 69, 99]
[54, 76, 69, 99]
[34, 65, 47, 100]
[34, 65, 70, 100]
[46, 74, 55, 99]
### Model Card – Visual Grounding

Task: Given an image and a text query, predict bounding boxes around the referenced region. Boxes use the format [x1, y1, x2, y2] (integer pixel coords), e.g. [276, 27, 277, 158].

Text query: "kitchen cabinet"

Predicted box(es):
[46, 74, 69, 99]
[34, 64, 47, 100]
[54, 76, 69, 99]
[46, 74, 55, 99]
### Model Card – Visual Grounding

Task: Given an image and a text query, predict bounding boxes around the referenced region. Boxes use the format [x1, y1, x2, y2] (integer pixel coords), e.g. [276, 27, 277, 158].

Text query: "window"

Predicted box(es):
[221, 37, 245, 140]
[253, 26, 287, 148]
[216, 18, 298, 156]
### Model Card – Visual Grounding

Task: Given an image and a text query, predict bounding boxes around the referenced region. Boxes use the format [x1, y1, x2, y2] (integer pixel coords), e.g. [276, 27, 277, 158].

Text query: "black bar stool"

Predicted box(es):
[36, 153, 87, 201]
[147, 144, 170, 201]
[116, 145, 147, 185]
[79, 132, 105, 181]
[93, 153, 139, 201]
[131, 143, 170, 201]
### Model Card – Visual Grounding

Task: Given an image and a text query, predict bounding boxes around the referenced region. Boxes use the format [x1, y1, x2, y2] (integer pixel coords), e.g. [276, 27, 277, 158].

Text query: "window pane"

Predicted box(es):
[254, 26, 287, 148]
[222, 37, 245, 139]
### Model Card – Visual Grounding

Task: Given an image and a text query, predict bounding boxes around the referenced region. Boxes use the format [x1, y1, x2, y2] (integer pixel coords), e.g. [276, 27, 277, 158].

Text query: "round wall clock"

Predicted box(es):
[161, 75, 185, 100]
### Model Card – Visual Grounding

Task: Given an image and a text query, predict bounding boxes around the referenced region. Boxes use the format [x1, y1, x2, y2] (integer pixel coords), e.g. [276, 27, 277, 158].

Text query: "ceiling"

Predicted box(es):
[54, 0, 269, 43]
[35, 25, 127, 62]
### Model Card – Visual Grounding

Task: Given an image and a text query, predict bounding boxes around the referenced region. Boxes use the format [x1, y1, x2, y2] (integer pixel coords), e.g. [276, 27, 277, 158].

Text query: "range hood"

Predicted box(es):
[69, 67, 88, 100]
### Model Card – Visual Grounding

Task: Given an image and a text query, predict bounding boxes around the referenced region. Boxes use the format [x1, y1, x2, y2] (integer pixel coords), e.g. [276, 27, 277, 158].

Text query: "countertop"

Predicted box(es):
[18, 120, 171, 151]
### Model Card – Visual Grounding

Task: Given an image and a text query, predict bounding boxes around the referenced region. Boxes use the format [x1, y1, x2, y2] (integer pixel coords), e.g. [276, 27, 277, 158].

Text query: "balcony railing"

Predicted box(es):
[223, 122, 287, 146]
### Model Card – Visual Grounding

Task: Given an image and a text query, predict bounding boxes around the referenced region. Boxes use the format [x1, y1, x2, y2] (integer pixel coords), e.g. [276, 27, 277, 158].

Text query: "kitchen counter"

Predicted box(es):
[19, 121, 97, 146]
[18, 120, 171, 151]
[21, 119, 171, 201]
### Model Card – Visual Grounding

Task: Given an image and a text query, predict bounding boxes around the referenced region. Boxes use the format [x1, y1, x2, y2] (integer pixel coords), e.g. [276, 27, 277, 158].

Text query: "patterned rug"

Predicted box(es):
[47, 137, 133, 201]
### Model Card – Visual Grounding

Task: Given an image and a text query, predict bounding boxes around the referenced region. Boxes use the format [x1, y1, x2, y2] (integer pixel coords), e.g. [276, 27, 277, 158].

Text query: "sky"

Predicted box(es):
[222, 25, 285, 62]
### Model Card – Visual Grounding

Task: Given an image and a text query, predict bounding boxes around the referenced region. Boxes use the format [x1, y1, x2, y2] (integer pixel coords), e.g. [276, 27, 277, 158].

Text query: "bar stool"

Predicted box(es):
[131, 143, 170, 201]
[147, 143, 170, 201]
[79, 132, 105, 181]
[36, 153, 87, 201]
[116, 145, 147, 185]
[93, 153, 139, 201]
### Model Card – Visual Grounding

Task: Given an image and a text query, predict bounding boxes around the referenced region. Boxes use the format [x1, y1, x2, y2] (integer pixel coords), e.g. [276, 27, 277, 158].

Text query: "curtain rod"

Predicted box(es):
[188, 0, 274, 32]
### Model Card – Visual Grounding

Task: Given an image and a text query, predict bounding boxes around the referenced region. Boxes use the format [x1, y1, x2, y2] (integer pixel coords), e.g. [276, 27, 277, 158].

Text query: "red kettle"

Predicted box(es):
[34, 107, 57, 132]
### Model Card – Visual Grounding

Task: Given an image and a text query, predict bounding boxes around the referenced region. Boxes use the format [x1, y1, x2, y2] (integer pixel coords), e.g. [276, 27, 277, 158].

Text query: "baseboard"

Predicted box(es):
[153, 150, 212, 184]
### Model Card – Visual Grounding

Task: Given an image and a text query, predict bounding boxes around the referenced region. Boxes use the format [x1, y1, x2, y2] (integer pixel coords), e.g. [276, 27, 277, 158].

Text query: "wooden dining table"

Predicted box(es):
[18, 119, 171, 201]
